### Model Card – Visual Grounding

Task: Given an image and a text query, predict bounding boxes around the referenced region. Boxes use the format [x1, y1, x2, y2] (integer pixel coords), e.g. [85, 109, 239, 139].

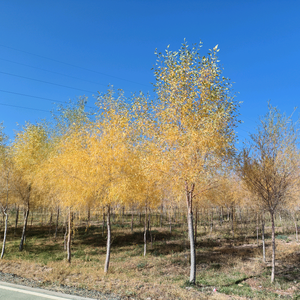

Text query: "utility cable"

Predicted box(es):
[0, 89, 95, 109]
[0, 102, 50, 113]
[0, 44, 151, 88]
[0, 58, 110, 88]
[0, 71, 95, 94]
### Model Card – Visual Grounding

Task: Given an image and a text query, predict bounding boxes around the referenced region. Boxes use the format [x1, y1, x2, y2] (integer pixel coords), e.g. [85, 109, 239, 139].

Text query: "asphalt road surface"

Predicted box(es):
[0, 281, 97, 300]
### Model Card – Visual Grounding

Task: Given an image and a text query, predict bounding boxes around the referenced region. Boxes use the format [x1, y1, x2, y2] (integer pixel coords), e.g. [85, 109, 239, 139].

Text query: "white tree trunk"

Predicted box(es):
[104, 205, 111, 273]
[1, 209, 8, 259]
[262, 210, 266, 263]
[271, 212, 276, 283]
[143, 206, 147, 257]
[186, 183, 196, 284]
[67, 209, 72, 263]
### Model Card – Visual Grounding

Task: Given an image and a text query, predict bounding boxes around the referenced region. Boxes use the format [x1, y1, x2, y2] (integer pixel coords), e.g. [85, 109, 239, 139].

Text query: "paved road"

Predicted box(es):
[0, 281, 97, 300]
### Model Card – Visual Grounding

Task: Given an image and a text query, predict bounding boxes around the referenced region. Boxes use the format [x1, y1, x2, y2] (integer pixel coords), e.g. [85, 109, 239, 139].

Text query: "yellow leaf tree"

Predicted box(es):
[11, 122, 50, 251]
[153, 41, 239, 284]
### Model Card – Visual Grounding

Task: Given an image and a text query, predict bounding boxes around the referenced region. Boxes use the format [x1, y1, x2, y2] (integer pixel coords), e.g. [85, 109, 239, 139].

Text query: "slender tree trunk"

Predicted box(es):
[41, 208, 44, 226]
[256, 213, 259, 246]
[194, 208, 198, 243]
[203, 208, 206, 232]
[49, 211, 53, 234]
[104, 205, 111, 273]
[293, 213, 298, 242]
[231, 205, 234, 239]
[1, 208, 8, 259]
[19, 203, 29, 251]
[14, 205, 19, 237]
[186, 182, 196, 284]
[148, 212, 153, 248]
[279, 212, 282, 233]
[169, 210, 172, 233]
[30, 211, 33, 227]
[144, 206, 147, 257]
[55, 207, 59, 239]
[63, 216, 67, 251]
[67, 209, 72, 263]
[131, 210, 134, 233]
[227, 206, 230, 222]
[1, 176, 9, 258]
[160, 204, 163, 228]
[239, 207, 243, 230]
[220, 206, 223, 226]
[270, 211, 276, 283]
[102, 211, 105, 237]
[86, 207, 90, 233]
[262, 210, 266, 263]
[210, 208, 213, 234]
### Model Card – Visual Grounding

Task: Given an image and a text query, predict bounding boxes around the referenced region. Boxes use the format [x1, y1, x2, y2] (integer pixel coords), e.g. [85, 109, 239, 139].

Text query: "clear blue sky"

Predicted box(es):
[1, 0, 299, 144]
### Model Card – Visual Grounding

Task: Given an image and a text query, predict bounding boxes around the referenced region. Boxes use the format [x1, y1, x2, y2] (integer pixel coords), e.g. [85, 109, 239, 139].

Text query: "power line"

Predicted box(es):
[0, 71, 95, 94]
[0, 89, 95, 109]
[0, 102, 50, 113]
[0, 58, 109, 88]
[0, 44, 151, 88]
[0, 89, 69, 105]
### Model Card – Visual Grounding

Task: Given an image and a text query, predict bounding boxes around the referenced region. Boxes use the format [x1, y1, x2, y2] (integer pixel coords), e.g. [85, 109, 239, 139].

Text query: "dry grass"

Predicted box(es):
[0, 215, 299, 299]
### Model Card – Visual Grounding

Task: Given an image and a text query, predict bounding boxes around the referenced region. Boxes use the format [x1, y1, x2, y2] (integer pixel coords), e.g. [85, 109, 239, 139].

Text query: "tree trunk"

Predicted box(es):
[256, 213, 259, 247]
[14, 205, 19, 237]
[104, 205, 111, 273]
[102, 211, 105, 237]
[169, 210, 172, 233]
[49, 211, 53, 234]
[239, 207, 243, 230]
[160, 204, 163, 228]
[63, 216, 67, 251]
[19, 205, 29, 251]
[148, 212, 153, 248]
[55, 207, 59, 239]
[186, 182, 196, 284]
[270, 211, 276, 283]
[220, 206, 223, 227]
[86, 207, 90, 233]
[293, 213, 298, 242]
[143, 206, 147, 257]
[231, 205, 234, 238]
[194, 208, 198, 243]
[131, 210, 134, 233]
[210, 208, 213, 234]
[41, 208, 44, 226]
[30, 211, 33, 227]
[262, 210, 266, 263]
[67, 209, 72, 263]
[1, 209, 8, 259]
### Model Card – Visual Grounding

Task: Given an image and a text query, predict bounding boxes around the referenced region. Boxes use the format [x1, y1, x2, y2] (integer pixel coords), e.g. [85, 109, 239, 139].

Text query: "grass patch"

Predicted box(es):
[0, 215, 299, 300]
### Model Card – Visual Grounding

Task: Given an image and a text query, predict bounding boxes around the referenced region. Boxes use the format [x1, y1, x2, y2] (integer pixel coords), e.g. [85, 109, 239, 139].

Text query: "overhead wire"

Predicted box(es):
[0, 71, 95, 94]
[0, 89, 95, 109]
[0, 57, 111, 88]
[0, 44, 151, 88]
[0, 102, 51, 113]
